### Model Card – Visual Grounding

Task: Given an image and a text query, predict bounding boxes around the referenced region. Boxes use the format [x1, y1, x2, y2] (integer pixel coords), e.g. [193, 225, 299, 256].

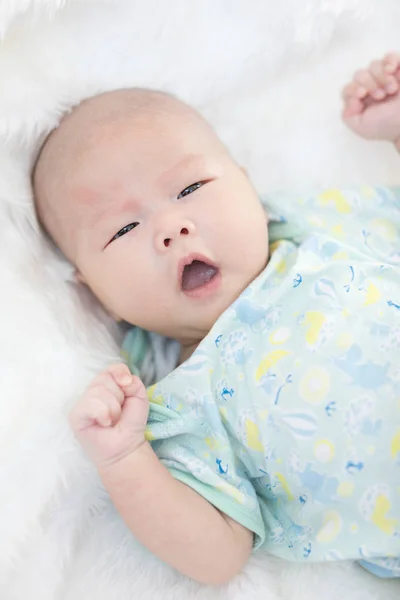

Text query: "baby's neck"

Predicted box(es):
[179, 340, 201, 365]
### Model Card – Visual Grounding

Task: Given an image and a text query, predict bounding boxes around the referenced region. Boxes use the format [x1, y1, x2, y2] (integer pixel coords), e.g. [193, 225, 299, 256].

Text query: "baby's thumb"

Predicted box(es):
[342, 97, 363, 120]
[120, 376, 149, 433]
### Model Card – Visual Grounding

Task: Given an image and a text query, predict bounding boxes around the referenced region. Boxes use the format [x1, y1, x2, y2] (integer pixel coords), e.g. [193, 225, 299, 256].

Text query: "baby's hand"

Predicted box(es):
[342, 52, 400, 145]
[69, 364, 149, 468]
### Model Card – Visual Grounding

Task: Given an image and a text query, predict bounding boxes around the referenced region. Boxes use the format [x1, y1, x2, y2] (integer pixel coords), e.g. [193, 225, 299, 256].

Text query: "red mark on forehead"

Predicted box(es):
[73, 185, 101, 207]
[73, 183, 142, 228]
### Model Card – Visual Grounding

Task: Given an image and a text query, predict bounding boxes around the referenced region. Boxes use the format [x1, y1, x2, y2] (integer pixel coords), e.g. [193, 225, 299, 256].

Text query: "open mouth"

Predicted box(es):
[180, 256, 219, 293]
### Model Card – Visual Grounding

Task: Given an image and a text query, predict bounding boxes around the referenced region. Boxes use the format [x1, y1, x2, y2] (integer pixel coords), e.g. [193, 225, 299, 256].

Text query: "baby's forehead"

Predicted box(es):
[34, 89, 222, 225]
[70, 151, 213, 219]
[38, 90, 191, 168]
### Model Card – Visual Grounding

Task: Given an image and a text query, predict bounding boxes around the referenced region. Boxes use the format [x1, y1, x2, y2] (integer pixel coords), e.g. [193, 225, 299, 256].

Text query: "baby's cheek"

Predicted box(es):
[113, 271, 156, 325]
[89, 264, 130, 318]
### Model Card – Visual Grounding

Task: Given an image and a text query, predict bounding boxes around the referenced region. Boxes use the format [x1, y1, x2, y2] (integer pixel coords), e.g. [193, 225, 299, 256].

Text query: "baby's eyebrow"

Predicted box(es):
[158, 154, 209, 188]
[89, 197, 142, 228]
[70, 186, 112, 227]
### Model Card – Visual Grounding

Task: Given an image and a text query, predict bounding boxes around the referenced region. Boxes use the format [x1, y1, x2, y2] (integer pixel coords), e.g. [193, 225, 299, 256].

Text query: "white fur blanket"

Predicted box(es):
[1, 1, 400, 598]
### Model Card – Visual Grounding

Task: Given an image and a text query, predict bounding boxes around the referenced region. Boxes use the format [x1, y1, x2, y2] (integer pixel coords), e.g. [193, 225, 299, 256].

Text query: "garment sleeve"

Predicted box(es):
[145, 399, 266, 549]
[262, 186, 400, 263]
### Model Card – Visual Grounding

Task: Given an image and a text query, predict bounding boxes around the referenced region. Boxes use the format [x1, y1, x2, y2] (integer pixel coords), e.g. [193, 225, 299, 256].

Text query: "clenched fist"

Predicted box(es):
[342, 51, 400, 144]
[69, 363, 149, 467]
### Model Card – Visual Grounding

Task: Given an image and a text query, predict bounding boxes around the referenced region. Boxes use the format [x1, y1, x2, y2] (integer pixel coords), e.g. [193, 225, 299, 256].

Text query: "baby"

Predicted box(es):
[33, 53, 400, 585]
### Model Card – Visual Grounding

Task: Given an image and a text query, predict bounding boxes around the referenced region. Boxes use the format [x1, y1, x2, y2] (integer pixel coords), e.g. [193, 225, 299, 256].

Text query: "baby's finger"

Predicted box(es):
[368, 60, 398, 96]
[71, 389, 122, 429]
[369, 60, 390, 87]
[122, 375, 147, 401]
[383, 52, 400, 74]
[107, 363, 133, 388]
[88, 387, 123, 425]
[342, 82, 367, 101]
[92, 371, 124, 404]
[342, 96, 363, 119]
[383, 76, 399, 94]
[117, 376, 149, 431]
[354, 69, 384, 99]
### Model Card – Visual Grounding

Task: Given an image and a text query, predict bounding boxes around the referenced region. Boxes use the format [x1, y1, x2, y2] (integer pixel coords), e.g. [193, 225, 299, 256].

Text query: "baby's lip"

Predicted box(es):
[178, 253, 219, 290]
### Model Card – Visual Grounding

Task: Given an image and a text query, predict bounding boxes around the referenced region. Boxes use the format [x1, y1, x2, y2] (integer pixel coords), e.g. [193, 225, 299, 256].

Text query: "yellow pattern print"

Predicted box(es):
[318, 189, 351, 214]
[363, 282, 381, 306]
[299, 366, 331, 404]
[275, 258, 287, 274]
[314, 439, 335, 462]
[361, 185, 376, 198]
[217, 482, 246, 504]
[147, 385, 164, 406]
[316, 511, 342, 543]
[391, 429, 400, 460]
[269, 240, 286, 254]
[331, 224, 344, 238]
[270, 241, 288, 273]
[145, 428, 155, 441]
[337, 481, 355, 497]
[336, 332, 353, 349]
[269, 327, 291, 345]
[274, 472, 294, 501]
[258, 409, 269, 421]
[371, 218, 396, 241]
[332, 250, 348, 261]
[255, 350, 291, 381]
[302, 311, 326, 345]
[371, 495, 398, 535]
[245, 419, 264, 452]
[205, 437, 221, 451]
[219, 406, 228, 422]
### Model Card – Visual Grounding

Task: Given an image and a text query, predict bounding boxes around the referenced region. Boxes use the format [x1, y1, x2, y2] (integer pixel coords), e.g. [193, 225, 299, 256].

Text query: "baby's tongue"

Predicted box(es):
[181, 260, 217, 291]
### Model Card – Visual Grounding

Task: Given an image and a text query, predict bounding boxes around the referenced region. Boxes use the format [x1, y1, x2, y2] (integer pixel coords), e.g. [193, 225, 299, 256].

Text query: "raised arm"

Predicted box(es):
[69, 364, 253, 585]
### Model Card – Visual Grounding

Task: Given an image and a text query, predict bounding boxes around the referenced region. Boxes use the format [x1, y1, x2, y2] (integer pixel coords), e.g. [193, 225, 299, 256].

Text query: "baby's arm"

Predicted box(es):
[100, 442, 252, 584]
[69, 364, 253, 585]
[342, 52, 400, 150]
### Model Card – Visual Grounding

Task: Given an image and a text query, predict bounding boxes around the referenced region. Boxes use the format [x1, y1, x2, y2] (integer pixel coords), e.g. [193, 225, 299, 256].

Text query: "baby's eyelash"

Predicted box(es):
[178, 182, 203, 199]
[110, 222, 140, 243]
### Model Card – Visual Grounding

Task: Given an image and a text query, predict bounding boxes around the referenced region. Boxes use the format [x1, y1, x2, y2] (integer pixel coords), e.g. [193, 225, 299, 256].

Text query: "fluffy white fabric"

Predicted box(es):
[1, 1, 399, 598]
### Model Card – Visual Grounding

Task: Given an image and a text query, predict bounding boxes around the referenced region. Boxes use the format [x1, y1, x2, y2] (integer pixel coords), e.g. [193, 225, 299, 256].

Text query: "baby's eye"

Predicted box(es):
[177, 182, 203, 199]
[110, 222, 139, 243]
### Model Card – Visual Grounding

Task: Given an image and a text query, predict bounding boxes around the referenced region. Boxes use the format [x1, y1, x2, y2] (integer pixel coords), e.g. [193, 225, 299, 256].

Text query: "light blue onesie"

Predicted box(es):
[124, 186, 400, 577]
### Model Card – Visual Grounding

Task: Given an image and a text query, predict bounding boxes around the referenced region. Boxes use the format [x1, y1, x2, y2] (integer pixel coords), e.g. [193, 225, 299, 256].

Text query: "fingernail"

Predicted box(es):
[373, 89, 385, 99]
[120, 375, 132, 386]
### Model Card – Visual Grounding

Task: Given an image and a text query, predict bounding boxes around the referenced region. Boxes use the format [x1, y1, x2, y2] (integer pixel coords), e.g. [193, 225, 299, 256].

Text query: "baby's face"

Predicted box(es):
[38, 95, 269, 347]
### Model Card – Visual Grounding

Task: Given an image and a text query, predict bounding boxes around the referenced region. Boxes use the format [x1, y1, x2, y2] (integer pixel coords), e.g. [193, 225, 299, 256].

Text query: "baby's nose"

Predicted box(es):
[155, 218, 196, 251]
[163, 226, 189, 248]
